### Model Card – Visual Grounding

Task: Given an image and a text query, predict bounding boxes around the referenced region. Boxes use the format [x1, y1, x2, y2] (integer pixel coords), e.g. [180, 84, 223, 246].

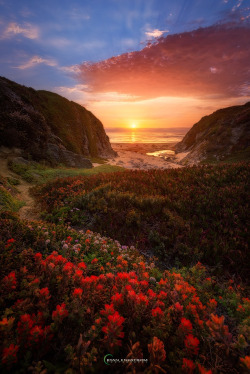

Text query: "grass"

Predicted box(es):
[0, 175, 24, 212]
[8, 159, 125, 184]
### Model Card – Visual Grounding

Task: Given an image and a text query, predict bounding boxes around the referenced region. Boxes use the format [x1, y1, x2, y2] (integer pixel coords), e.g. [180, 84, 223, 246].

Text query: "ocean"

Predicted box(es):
[105, 127, 189, 144]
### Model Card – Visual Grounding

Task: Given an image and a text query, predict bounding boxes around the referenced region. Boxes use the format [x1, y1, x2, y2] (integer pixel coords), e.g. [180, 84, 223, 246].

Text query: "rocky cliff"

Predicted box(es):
[0, 77, 116, 167]
[175, 102, 250, 164]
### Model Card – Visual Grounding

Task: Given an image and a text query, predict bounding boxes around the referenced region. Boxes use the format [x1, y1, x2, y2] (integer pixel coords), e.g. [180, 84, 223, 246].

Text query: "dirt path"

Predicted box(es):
[0, 156, 40, 221]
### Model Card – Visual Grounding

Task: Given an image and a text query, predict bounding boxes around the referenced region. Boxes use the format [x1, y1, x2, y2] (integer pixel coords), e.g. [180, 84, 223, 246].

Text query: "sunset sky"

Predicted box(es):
[0, 0, 250, 129]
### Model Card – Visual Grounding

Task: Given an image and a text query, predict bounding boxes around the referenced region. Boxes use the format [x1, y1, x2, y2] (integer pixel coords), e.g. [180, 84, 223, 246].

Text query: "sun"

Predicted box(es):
[130, 122, 137, 129]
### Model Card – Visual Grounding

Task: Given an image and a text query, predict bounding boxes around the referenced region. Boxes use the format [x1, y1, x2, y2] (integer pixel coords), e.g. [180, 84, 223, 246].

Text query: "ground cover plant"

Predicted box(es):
[33, 162, 250, 280]
[0, 175, 24, 213]
[8, 159, 124, 184]
[0, 212, 249, 373]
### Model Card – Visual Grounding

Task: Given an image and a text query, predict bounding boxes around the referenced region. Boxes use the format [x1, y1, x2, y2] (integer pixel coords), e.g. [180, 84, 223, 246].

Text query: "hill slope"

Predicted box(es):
[0, 77, 116, 166]
[175, 102, 250, 164]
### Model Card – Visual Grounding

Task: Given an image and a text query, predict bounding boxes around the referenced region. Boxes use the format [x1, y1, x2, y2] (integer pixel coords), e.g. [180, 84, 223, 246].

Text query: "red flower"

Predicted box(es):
[174, 302, 183, 312]
[62, 262, 74, 274]
[91, 258, 98, 264]
[184, 334, 200, 355]
[17, 314, 34, 338]
[34, 253, 42, 262]
[240, 356, 250, 370]
[29, 325, 44, 343]
[197, 364, 212, 374]
[7, 238, 15, 243]
[2, 271, 17, 290]
[72, 288, 83, 298]
[52, 303, 68, 323]
[182, 358, 196, 373]
[102, 312, 125, 352]
[78, 262, 87, 270]
[148, 337, 166, 364]
[2, 344, 19, 365]
[152, 307, 164, 318]
[111, 293, 124, 306]
[179, 318, 193, 335]
[100, 304, 116, 317]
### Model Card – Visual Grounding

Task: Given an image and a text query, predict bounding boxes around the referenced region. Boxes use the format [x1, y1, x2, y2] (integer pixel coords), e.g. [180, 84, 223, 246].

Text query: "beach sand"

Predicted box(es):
[106, 143, 188, 170]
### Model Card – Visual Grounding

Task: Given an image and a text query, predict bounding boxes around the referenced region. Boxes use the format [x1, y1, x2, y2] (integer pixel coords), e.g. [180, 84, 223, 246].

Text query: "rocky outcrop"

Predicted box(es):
[45, 143, 92, 168]
[0, 77, 116, 167]
[175, 102, 250, 164]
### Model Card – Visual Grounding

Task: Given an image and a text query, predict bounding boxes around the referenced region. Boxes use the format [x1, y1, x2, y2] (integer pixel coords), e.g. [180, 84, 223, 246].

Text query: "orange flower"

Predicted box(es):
[240, 356, 250, 370]
[148, 337, 166, 364]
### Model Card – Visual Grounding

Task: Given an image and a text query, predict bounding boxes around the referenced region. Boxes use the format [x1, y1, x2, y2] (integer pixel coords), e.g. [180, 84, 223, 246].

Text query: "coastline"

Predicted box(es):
[106, 142, 186, 170]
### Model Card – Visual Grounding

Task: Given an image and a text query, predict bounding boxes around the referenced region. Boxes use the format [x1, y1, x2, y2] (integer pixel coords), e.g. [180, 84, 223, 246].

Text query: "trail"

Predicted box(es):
[0, 156, 40, 221]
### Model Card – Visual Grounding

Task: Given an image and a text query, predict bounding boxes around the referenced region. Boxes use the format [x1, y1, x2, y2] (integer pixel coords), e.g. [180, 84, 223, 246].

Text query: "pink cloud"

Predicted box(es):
[77, 23, 250, 100]
[2, 22, 39, 39]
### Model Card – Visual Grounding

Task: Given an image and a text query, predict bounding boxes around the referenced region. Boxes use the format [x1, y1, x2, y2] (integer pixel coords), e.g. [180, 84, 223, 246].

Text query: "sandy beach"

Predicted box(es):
[106, 143, 188, 169]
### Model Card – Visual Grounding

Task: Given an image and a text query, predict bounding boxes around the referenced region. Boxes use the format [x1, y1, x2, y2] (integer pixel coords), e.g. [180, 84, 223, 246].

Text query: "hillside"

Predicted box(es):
[175, 102, 250, 164]
[0, 77, 116, 167]
[1, 162, 249, 373]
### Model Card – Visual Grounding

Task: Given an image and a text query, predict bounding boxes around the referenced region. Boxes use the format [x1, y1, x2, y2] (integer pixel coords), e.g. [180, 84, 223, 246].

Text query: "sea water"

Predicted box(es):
[105, 127, 189, 144]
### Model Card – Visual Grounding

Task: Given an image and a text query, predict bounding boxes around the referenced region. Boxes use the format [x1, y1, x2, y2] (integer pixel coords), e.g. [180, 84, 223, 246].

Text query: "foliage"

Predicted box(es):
[8, 158, 125, 184]
[0, 176, 24, 212]
[33, 162, 249, 279]
[0, 213, 249, 373]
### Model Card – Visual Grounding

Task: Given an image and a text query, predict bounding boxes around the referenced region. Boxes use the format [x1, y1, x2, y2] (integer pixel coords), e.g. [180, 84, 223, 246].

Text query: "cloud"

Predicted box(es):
[2, 22, 39, 39]
[16, 56, 57, 70]
[55, 84, 140, 105]
[60, 64, 81, 74]
[145, 29, 169, 38]
[69, 8, 90, 21]
[77, 23, 250, 100]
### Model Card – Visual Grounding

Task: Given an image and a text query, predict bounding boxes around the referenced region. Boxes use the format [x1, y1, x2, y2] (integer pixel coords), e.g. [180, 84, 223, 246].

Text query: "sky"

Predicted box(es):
[0, 0, 250, 130]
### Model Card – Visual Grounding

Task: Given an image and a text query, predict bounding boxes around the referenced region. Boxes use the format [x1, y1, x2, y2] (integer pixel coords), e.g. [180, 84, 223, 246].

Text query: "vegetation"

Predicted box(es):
[0, 212, 249, 373]
[34, 162, 249, 280]
[8, 159, 125, 184]
[0, 176, 24, 212]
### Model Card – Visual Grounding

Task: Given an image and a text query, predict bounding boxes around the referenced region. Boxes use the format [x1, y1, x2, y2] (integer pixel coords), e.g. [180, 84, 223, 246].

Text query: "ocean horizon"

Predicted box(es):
[105, 127, 190, 144]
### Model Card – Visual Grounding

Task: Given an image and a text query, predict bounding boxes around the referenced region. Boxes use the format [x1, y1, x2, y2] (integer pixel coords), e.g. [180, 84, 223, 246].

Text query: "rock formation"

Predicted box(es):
[0, 77, 117, 167]
[175, 102, 250, 164]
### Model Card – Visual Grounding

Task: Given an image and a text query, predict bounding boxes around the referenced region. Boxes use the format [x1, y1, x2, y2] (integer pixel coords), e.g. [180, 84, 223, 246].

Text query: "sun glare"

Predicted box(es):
[130, 122, 137, 129]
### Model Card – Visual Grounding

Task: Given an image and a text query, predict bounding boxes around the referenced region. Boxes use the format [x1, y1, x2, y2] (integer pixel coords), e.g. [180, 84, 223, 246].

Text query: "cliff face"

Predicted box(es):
[175, 102, 250, 164]
[0, 77, 116, 167]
